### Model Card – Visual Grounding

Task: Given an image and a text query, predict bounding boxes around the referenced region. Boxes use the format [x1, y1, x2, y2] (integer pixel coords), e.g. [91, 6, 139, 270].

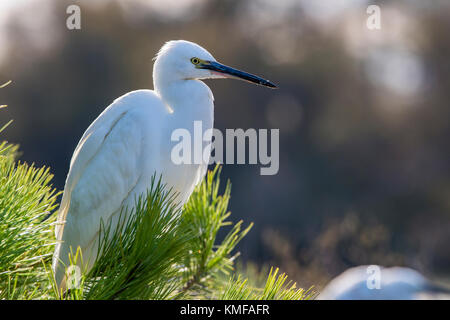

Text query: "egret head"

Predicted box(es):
[153, 40, 277, 90]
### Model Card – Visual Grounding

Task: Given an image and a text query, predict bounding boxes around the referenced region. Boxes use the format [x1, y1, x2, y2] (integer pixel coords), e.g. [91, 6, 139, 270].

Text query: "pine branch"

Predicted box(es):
[60, 176, 194, 300]
[179, 166, 253, 298]
[219, 267, 316, 300]
[0, 145, 60, 298]
[0, 133, 315, 300]
[0, 82, 315, 299]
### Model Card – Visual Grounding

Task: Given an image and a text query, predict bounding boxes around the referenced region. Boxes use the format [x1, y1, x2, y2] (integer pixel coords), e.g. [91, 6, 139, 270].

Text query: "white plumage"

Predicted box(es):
[52, 40, 276, 290]
[317, 265, 450, 300]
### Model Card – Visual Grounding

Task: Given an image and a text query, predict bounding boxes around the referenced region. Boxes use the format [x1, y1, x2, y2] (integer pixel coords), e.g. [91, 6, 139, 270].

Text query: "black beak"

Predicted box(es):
[201, 61, 277, 89]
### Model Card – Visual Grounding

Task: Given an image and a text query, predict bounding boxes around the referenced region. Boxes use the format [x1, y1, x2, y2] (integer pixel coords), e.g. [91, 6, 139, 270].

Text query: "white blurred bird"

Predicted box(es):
[317, 265, 450, 300]
[52, 40, 276, 290]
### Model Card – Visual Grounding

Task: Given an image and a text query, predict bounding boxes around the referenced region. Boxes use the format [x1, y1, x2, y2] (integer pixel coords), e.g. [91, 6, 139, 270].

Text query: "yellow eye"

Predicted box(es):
[191, 57, 200, 65]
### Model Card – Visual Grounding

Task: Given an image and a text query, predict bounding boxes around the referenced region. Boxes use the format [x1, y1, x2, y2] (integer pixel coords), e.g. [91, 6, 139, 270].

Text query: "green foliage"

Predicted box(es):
[179, 166, 253, 298]
[219, 268, 314, 300]
[0, 150, 59, 274]
[0, 82, 59, 298]
[56, 168, 254, 300]
[51, 167, 313, 300]
[0, 125, 59, 299]
[70, 177, 193, 300]
[0, 99, 312, 300]
[0, 153, 60, 298]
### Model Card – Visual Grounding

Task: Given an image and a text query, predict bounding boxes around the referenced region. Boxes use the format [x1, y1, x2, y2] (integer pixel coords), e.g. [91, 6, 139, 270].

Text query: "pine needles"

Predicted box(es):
[0, 136, 60, 299]
[0, 87, 314, 299]
[50, 167, 314, 300]
[79, 177, 193, 300]
[56, 168, 255, 300]
[179, 166, 253, 298]
[0, 153, 314, 299]
[220, 268, 314, 300]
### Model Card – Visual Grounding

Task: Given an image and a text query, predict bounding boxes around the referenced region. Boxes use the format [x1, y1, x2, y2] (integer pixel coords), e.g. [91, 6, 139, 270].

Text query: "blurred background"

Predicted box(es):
[1, 0, 449, 290]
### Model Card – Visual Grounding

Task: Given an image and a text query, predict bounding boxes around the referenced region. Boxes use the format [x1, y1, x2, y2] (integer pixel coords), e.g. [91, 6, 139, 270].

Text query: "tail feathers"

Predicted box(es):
[52, 242, 68, 294]
[52, 242, 90, 295]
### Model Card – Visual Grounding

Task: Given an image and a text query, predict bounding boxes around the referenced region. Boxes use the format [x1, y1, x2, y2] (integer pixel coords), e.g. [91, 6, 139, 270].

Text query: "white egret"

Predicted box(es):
[52, 40, 276, 290]
[317, 265, 450, 300]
